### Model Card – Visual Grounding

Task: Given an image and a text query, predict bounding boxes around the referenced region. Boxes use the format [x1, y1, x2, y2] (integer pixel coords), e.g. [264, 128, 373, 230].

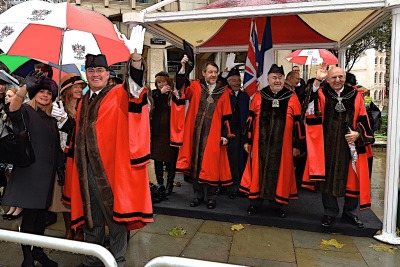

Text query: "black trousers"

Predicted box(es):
[193, 178, 217, 202]
[227, 129, 242, 193]
[322, 193, 359, 217]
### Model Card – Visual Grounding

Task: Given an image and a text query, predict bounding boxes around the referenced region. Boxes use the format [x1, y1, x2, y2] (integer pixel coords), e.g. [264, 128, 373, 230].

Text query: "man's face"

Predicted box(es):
[86, 67, 110, 92]
[288, 73, 300, 87]
[202, 65, 219, 85]
[327, 67, 345, 91]
[228, 75, 241, 91]
[268, 73, 285, 91]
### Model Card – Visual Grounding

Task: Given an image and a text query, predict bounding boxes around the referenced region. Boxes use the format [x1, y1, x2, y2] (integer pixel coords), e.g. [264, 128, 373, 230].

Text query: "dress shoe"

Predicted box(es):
[273, 208, 286, 218]
[321, 215, 335, 228]
[7, 211, 23, 220]
[45, 212, 58, 226]
[229, 192, 238, 199]
[206, 199, 216, 209]
[189, 198, 203, 207]
[341, 213, 365, 228]
[247, 205, 258, 216]
[2, 213, 12, 220]
[32, 247, 58, 267]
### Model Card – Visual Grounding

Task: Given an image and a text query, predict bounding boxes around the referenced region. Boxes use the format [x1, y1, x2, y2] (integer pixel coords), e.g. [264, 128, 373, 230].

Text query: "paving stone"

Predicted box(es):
[352, 236, 400, 267]
[292, 230, 360, 253]
[230, 225, 295, 263]
[126, 231, 190, 267]
[229, 255, 297, 267]
[140, 214, 203, 239]
[181, 232, 232, 263]
[295, 247, 367, 267]
[198, 220, 236, 237]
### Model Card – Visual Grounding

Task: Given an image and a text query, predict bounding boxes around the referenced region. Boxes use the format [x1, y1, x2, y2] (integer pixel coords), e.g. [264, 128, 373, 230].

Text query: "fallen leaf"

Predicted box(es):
[320, 239, 345, 250]
[369, 243, 397, 254]
[168, 227, 187, 237]
[231, 224, 244, 231]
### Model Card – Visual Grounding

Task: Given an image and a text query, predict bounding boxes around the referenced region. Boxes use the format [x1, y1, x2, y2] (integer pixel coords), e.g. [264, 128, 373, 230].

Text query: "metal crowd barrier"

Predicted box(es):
[0, 229, 117, 267]
[145, 256, 248, 267]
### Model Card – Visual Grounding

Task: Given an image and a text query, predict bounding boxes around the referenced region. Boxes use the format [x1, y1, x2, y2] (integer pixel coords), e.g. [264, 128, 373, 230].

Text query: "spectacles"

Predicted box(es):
[87, 68, 107, 74]
[329, 75, 345, 80]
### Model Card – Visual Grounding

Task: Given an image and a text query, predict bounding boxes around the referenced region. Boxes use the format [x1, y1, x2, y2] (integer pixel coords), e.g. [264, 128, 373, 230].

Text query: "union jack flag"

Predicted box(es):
[243, 19, 260, 97]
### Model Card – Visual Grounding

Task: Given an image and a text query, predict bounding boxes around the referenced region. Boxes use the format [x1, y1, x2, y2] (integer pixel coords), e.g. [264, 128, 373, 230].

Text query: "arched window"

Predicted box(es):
[378, 90, 382, 100]
[374, 72, 378, 83]
[374, 90, 378, 99]
[379, 72, 383, 84]
[375, 57, 378, 65]
[380, 57, 383, 65]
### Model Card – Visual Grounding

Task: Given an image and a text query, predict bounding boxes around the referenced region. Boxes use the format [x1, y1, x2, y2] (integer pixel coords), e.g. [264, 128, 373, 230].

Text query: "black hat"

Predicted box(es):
[85, 54, 109, 69]
[346, 72, 357, 86]
[28, 76, 58, 101]
[268, 64, 285, 76]
[109, 69, 123, 84]
[155, 71, 169, 78]
[227, 67, 240, 78]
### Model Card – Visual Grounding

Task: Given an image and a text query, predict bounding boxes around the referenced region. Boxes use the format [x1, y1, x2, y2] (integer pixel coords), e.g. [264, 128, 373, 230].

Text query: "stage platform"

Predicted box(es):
[153, 174, 382, 237]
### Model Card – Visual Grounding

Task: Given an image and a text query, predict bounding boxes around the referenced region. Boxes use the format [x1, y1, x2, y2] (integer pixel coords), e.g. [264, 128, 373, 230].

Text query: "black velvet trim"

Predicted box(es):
[198, 178, 219, 186]
[170, 141, 183, 147]
[346, 189, 360, 196]
[220, 179, 233, 185]
[130, 154, 150, 165]
[275, 195, 289, 203]
[128, 93, 148, 113]
[305, 117, 323, 125]
[289, 193, 298, 198]
[113, 211, 154, 219]
[239, 186, 250, 193]
[293, 115, 301, 122]
[61, 194, 71, 204]
[357, 146, 367, 154]
[360, 203, 371, 209]
[171, 96, 186, 106]
[302, 181, 315, 186]
[71, 216, 85, 226]
[248, 192, 260, 197]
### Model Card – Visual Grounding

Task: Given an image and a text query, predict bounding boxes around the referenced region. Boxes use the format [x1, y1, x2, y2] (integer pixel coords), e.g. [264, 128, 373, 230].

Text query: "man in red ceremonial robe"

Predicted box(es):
[302, 64, 374, 229]
[70, 26, 153, 267]
[240, 64, 304, 218]
[176, 55, 234, 210]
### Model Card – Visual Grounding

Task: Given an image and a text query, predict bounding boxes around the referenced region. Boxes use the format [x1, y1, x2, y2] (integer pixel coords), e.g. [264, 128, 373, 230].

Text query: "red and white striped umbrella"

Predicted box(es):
[0, 1, 130, 66]
[286, 49, 338, 65]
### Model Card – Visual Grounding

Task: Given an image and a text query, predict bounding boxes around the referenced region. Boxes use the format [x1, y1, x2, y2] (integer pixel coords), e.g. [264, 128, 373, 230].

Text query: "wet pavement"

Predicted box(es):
[1, 148, 399, 267]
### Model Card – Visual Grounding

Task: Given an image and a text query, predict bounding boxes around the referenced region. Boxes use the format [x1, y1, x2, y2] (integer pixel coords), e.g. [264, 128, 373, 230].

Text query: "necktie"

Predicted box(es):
[89, 93, 97, 104]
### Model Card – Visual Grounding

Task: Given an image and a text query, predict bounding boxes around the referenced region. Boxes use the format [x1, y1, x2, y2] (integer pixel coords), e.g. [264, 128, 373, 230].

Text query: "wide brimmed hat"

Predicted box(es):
[60, 74, 87, 95]
[109, 69, 123, 84]
[28, 76, 58, 101]
[227, 67, 240, 79]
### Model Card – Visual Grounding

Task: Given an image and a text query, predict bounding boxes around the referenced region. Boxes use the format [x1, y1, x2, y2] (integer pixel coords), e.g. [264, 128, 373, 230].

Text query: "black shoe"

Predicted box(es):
[3, 213, 12, 220]
[7, 211, 23, 220]
[341, 213, 364, 228]
[274, 208, 286, 218]
[321, 215, 335, 228]
[189, 198, 203, 207]
[206, 199, 216, 209]
[247, 205, 257, 216]
[229, 192, 238, 199]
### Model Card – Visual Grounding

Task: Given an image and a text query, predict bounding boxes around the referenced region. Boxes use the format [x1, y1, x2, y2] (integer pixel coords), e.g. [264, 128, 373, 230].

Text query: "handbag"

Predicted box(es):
[0, 112, 35, 167]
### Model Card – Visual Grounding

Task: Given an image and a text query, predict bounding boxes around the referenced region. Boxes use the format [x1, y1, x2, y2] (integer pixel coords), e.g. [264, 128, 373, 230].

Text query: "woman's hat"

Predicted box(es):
[28, 76, 58, 101]
[60, 74, 87, 95]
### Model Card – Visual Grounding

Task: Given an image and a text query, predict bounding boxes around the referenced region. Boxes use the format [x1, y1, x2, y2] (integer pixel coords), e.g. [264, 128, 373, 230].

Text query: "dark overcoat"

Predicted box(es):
[2, 104, 61, 209]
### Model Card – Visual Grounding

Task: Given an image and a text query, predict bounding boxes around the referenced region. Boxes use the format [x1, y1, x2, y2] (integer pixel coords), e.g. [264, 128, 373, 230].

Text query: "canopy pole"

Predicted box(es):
[338, 48, 346, 69]
[374, 6, 400, 245]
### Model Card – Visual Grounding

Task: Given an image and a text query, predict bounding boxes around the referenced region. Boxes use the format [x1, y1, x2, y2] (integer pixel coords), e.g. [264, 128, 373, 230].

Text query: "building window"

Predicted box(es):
[374, 72, 378, 83]
[374, 90, 378, 100]
[379, 57, 383, 65]
[379, 73, 383, 84]
[375, 57, 378, 65]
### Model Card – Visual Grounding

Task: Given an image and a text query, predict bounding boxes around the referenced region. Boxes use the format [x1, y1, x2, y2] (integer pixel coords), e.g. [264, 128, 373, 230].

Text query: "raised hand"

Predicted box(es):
[225, 53, 240, 71]
[122, 25, 146, 54]
[24, 70, 45, 89]
[316, 62, 329, 81]
[51, 101, 67, 121]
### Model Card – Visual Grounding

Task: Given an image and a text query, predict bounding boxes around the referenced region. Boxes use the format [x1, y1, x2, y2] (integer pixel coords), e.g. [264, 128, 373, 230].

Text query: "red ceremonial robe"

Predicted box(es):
[240, 87, 303, 204]
[170, 93, 186, 147]
[176, 80, 233, 186]
[70, 84, 153, 231]
[302, 84, 374, 210]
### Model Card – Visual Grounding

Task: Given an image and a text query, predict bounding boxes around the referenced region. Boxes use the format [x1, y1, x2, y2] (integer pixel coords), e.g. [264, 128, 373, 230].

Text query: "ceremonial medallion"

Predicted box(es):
[272, 99, 279, 108]
[207, 95, 214, 103]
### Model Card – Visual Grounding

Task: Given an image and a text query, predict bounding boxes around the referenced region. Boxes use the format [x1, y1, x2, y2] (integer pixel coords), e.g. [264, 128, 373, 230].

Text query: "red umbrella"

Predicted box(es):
[0, 1, 129, 66]
[286, 49, 338, 65]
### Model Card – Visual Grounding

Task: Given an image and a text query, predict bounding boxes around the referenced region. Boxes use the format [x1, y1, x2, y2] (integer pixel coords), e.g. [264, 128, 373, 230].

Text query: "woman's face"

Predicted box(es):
[156, 79, 168, 90]
[35, 89, 53, 107]
[5, 90, 15, 104]
[71, 84, 83, 99]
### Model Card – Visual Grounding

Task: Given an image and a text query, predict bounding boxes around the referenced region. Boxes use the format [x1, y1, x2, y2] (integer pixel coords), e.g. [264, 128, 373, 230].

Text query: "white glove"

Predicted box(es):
[52, 101, 67, 121]
[225, 52, 241, 71]
[122, 25, 146, 54]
